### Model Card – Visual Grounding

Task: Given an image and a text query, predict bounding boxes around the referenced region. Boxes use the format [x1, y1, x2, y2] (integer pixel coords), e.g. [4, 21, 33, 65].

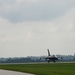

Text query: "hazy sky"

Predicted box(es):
[0, 0, 75, 57]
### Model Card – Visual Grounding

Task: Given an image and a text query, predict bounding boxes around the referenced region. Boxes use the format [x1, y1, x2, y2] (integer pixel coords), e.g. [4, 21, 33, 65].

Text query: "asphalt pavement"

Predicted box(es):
[0, 69, 34, 75]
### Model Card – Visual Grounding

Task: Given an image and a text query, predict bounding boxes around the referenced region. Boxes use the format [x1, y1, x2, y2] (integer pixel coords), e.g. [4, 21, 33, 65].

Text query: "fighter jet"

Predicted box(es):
[45, 49, 58, 63]
[40, 49, 63, 63]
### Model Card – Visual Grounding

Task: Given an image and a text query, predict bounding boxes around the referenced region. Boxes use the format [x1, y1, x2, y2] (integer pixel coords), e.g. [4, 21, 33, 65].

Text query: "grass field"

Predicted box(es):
[0, 63, 75, 75]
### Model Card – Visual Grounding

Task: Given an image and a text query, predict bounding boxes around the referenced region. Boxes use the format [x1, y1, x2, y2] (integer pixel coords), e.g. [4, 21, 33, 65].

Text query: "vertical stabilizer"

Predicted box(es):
[47, 49, 50, 56]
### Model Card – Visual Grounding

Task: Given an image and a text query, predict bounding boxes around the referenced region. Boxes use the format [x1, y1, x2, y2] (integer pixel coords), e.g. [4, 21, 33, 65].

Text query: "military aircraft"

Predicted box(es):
[41, 49, 62, 63]
[45, 49, 58, 63]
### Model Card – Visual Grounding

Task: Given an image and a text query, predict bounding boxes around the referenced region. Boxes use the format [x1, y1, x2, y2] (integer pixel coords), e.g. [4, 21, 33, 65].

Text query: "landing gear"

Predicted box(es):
[53, 60, 56, 63]
[48, 60, 50, 63]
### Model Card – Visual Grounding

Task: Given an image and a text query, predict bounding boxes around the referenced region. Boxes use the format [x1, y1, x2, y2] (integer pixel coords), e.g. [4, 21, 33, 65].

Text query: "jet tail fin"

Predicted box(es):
[47, 49, 50, 56]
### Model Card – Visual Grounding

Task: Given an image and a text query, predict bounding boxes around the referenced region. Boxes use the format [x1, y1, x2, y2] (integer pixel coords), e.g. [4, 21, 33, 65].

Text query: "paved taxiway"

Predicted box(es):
[0, 69, 34, 75]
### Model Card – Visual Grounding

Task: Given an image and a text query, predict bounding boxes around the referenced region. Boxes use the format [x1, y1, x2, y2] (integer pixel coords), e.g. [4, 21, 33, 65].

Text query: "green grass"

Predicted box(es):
[0, 63, 75, 75]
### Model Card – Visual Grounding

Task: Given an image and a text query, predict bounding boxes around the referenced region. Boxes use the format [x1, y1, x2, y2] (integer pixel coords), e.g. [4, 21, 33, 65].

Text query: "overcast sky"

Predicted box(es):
[0, 0, 75, 57]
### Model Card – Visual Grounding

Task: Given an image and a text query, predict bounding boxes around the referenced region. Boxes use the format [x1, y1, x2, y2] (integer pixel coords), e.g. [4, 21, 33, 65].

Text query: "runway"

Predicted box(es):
[0, 69, 34, 75]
